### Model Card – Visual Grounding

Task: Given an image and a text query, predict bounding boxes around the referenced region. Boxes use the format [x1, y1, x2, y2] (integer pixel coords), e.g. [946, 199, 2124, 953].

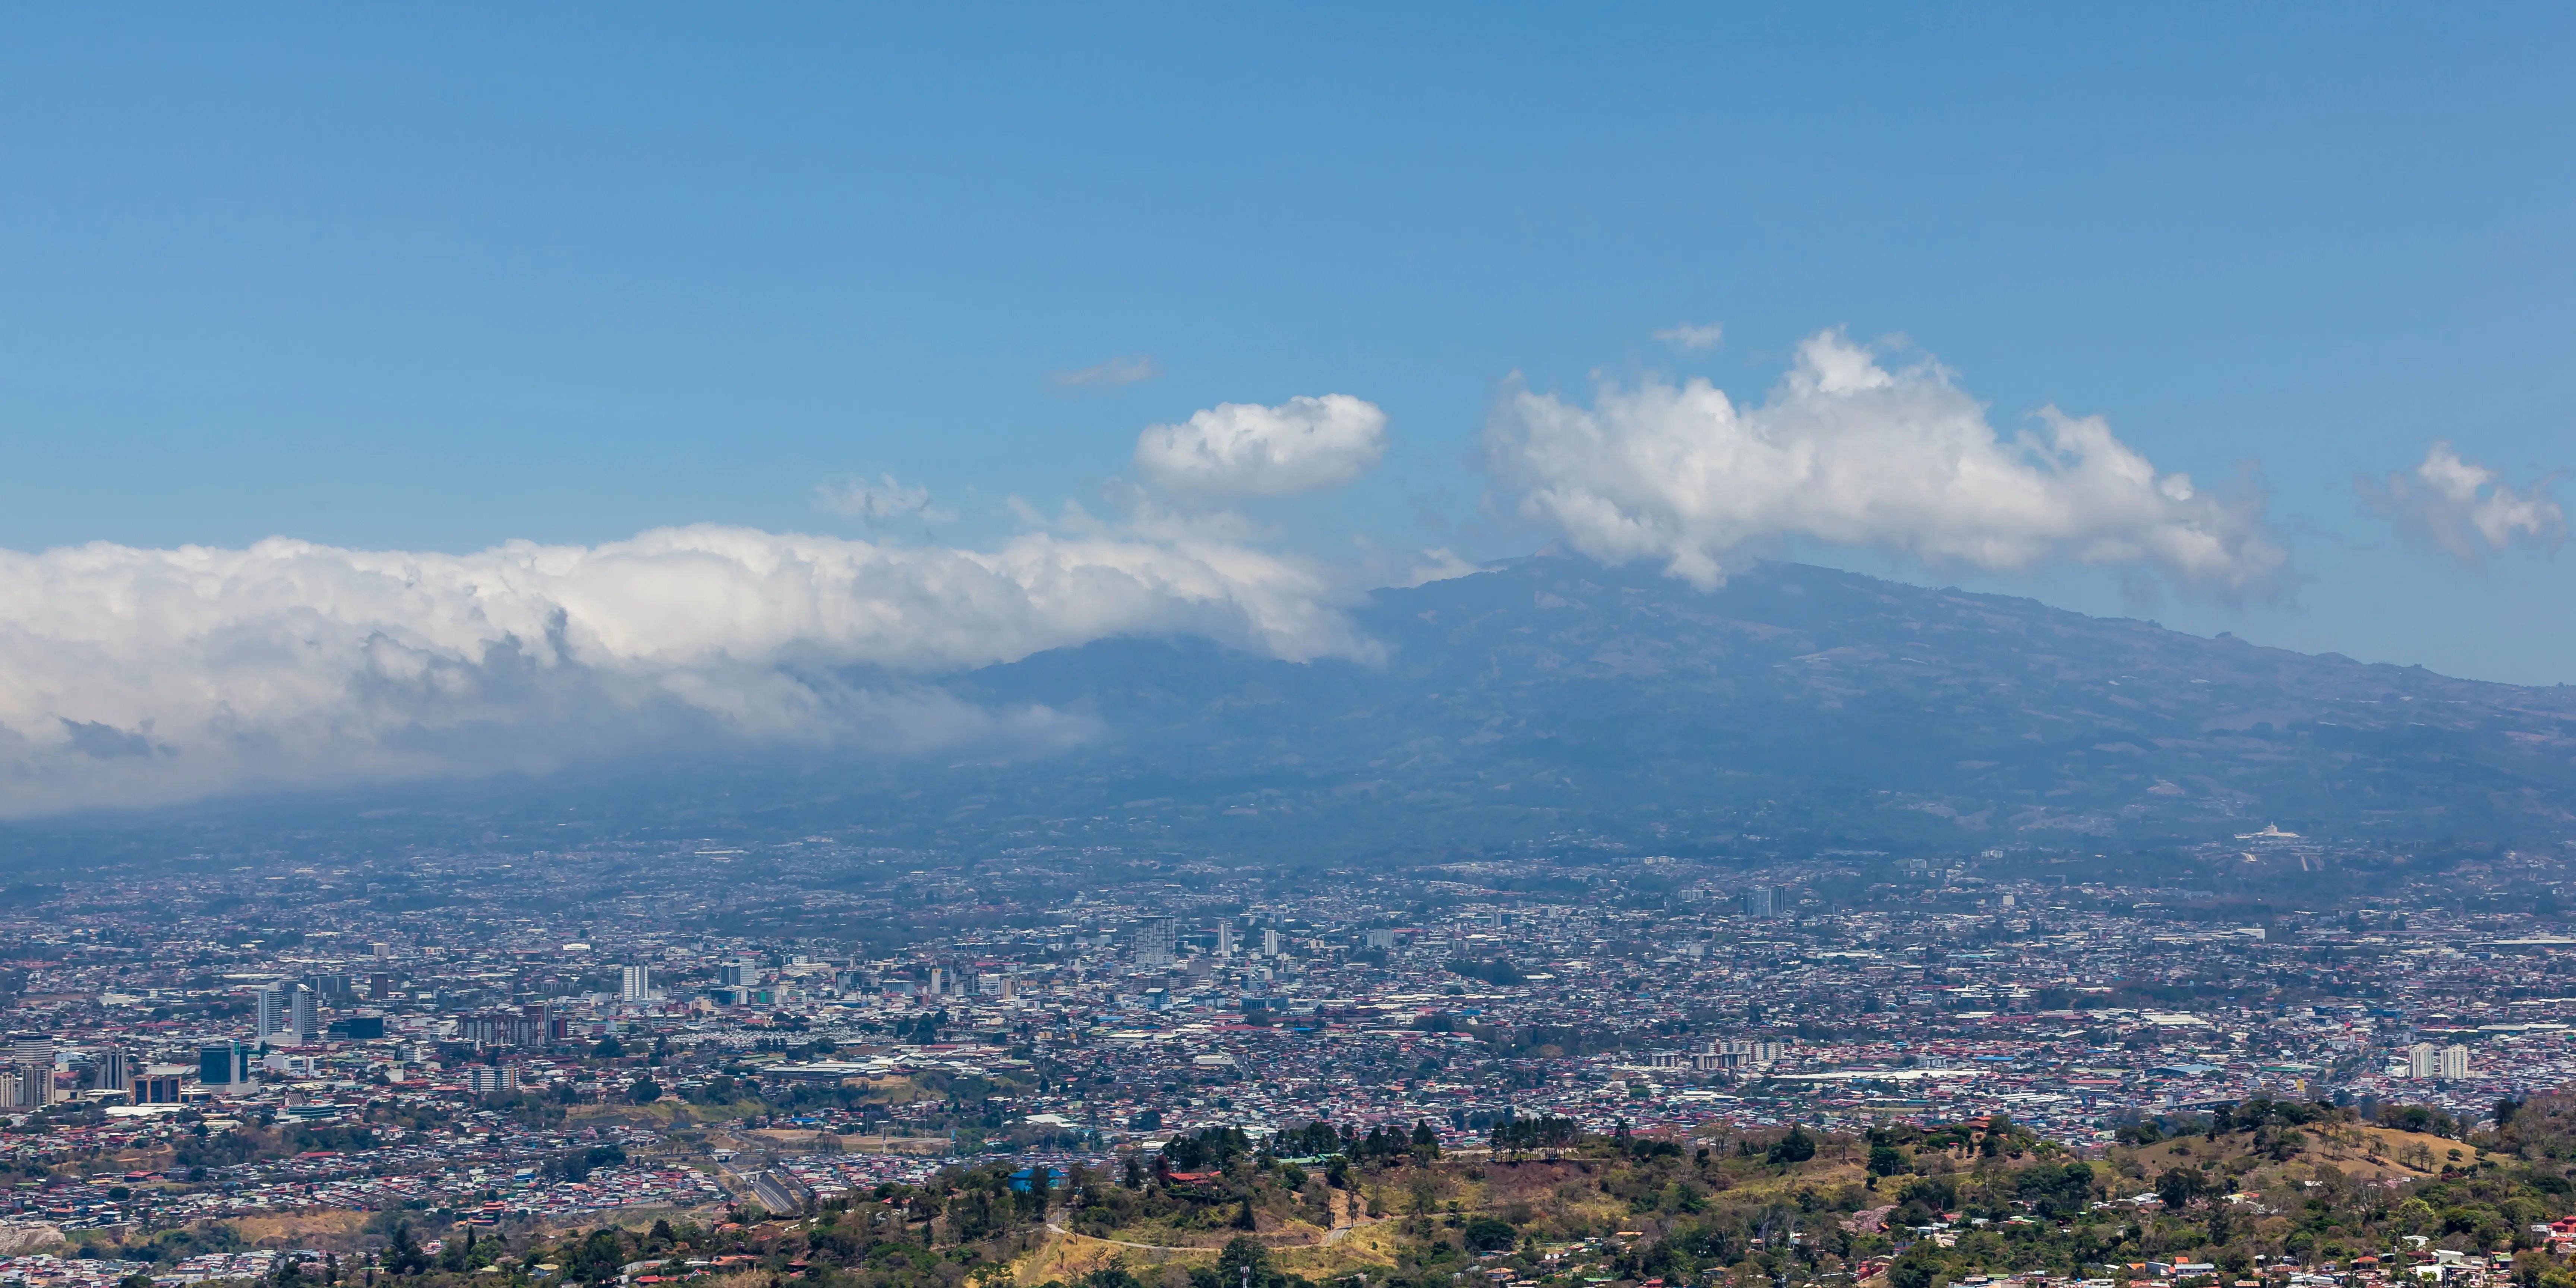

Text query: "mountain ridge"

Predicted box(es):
[2, 553, 2570, 869]
[929, 551, 2576, 856]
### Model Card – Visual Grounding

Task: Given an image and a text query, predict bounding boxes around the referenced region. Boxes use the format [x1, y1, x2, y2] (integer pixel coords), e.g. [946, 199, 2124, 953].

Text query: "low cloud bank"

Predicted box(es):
[0, 524, 1368, 815]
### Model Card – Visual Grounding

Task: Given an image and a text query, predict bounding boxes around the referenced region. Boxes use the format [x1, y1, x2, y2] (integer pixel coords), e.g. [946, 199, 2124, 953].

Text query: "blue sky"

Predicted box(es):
[4, 7, 2572, 688]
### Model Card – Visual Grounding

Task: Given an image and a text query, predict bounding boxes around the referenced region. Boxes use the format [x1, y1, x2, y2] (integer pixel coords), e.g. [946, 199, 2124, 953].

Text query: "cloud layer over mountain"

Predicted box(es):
[21, 327, 2550, 822]
[1484, 330, 2288, 594]
[0, 525, 1367, 815]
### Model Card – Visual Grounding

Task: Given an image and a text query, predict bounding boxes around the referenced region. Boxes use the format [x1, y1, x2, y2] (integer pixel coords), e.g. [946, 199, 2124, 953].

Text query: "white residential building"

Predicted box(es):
[2406, 1042, 2440, 1079]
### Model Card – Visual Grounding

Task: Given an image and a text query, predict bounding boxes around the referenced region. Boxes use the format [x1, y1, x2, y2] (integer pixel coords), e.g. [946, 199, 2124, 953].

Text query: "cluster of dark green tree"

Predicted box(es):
[1863, 1114, 2045, 1178]
[1489, 1114, 1581, 1156]
[540, 1143, 628, 1184]
[1074, 1138, 1342, 1239]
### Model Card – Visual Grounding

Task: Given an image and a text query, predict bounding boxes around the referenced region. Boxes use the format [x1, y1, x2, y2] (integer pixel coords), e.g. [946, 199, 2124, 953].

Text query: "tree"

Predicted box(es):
[2018, 1160, 2097, 1221]
[383, 1222, 426, 1275]
[627, 1076, 662, 1105]
[439, 1232, 475, 1275]
[569, 1229, 628, 1285]
[2393, 1198, 2438, 1235]
[1868, 1144, 1907, 1177]
[1463, 1215, 1518, 1252]
[2156, 1166, 2204, 1211]
[1889, 1247, 1945, 1288]
[1215, 1237, 1283, 1288]
[1768, 1127, 1817, 1164]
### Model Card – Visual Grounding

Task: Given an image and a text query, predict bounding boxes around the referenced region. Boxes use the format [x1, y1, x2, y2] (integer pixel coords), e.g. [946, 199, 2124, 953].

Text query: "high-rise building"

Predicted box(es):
[256, 985, 291, 1043]
[464, 1065, 517, 1096]
[1743, 886, 1776, 918]
[258, 984, 322, 1046]
[135, 1072, 183, 1104]
[1131, 917, 1178, 968]
[369, 973, 397, 1000]
[1701, 1039, 1787, 1068]
[2440, 1044, 2470, 1080]
[96, 1049, 131, 1092]
[370, 941, 391, 960]
[2406, 1042, 2440, 1080]
[198, 1042, 249, 1088]
[719, 959, 760, 988]
[1215, 924, 1238, 957]
[290, 986, 320, 1045]
[1262, 928, 1282, 958]
[1, 1071, 41, 1109]
[621, 964, 653, 1001]
[6, 1035, 54, 1108]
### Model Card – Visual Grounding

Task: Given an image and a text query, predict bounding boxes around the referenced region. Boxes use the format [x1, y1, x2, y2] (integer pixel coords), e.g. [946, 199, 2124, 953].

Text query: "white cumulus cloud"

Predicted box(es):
[1134, 394, 1389, 498]
[2360, 441, 2565, 561]
[0, 524, 1371, 817]
[1483, 329, 2286, 594]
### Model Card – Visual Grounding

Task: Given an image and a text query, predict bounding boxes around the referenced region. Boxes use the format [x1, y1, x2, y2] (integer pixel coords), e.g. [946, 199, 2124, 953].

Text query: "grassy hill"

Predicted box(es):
[51, 1095, 2576, 1288]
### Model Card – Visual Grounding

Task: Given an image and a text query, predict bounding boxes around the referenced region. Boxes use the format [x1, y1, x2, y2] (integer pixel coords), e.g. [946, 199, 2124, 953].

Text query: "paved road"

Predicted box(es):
[752, 1171, 805, 1215]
